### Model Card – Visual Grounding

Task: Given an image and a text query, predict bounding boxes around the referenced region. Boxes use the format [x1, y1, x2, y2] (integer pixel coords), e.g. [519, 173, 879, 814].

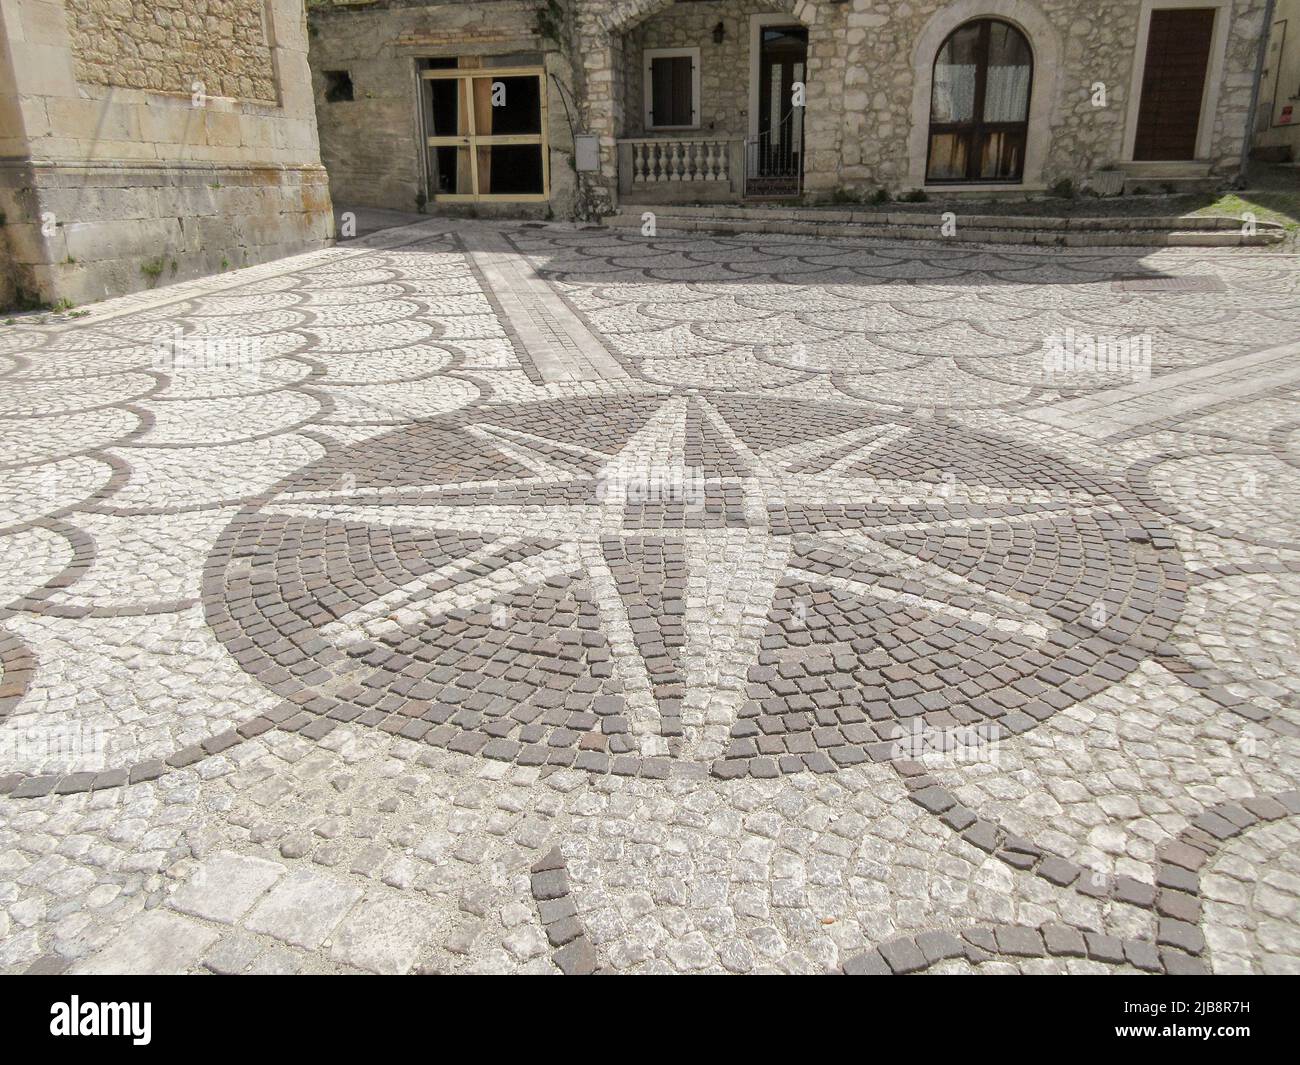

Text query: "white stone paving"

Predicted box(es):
[0, 220, 1296, 975]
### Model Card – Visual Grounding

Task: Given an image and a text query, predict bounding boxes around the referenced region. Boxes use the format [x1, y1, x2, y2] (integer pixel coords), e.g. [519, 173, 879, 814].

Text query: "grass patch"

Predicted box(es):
[1187, 164, 1300, 249]
[1191, 190, 1300, 233]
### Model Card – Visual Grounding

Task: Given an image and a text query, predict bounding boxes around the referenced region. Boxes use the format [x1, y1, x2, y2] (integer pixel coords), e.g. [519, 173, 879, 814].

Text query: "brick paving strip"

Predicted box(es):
[1023, 339, 1300, 439]
[459, 227, 630, 384]
[843, 922, 1196, 974]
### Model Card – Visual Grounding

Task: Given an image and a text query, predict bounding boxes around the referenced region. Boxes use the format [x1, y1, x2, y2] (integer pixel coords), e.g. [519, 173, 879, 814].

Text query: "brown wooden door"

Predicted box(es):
[1134, 8, 1216, 160]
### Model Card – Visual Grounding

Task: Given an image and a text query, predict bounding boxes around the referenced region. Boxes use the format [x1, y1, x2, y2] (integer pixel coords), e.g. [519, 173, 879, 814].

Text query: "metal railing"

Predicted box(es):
[744, 132, 802, 197]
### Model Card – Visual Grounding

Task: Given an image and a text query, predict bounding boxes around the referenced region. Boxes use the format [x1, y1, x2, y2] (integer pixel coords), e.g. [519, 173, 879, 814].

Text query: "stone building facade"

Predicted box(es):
[0, 0, 332, 311]
[309, 0, 1269, 219]
[307, 0, 583, 218]
[1254, 0, 1300, 159]
[618, 0, 786, 145]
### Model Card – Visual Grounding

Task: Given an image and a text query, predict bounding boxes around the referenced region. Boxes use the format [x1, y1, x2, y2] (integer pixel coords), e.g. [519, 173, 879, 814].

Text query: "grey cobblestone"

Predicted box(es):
[0, 222, 1296, 974]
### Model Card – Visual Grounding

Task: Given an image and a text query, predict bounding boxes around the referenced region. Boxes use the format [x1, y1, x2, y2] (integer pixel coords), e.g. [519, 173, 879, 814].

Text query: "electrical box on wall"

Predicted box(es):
[574, 133, 601, 172]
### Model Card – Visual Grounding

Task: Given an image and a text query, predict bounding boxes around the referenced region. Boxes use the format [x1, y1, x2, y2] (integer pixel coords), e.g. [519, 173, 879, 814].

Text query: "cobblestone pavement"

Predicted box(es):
[1, 219, 1297, 975]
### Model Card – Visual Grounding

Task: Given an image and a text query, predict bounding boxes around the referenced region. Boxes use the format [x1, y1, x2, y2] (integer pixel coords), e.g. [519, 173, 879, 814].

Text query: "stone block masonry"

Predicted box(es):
[576, 0, 1269, 207]
[0, 160, 332, 309]
[0, 0, 332, 310]
[64, 0, 279, 103]
[618, 0, 792, 142]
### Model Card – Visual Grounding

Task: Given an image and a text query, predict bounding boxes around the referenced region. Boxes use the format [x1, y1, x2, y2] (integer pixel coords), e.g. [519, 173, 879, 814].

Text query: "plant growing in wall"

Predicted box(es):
[140, 257, 166, 285]
[535, 0, 565, 44]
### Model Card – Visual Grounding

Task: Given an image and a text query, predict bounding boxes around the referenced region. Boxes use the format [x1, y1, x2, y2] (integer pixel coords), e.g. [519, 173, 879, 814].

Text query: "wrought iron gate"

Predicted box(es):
[744, 24, 808, 198]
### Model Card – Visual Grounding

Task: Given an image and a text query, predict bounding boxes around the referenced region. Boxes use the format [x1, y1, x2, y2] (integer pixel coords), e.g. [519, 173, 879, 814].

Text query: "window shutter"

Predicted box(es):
[671, 55, 693, 125]
[651, 55, 695, 126]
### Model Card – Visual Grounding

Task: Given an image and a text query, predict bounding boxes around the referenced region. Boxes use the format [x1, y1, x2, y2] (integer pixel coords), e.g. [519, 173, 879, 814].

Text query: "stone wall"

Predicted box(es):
[0, 15, 23, 310]
[1254, 0, 1300, 158]
[65, 0, 278, 102]
[307, 0, 579, 219]
[1214, 0, 1274, 169]
[619, 0, 790, 140]
[0, 0, 331, 310]
[302, 0, 1265, 219]
[2, 161, 331, 307]
[577, 0, 1266, 206]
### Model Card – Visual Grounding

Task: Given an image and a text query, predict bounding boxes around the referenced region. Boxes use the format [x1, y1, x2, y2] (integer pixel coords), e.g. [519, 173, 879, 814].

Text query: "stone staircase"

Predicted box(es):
[606, 203, 1286, 248]
[1117, 160, 1218, 196]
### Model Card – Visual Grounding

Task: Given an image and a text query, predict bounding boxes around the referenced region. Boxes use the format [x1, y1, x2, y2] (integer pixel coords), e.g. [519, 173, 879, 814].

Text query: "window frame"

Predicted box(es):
[643, 47, 701, 131]
[419, 65, 550, 203]
[924, 18, 1033, 185]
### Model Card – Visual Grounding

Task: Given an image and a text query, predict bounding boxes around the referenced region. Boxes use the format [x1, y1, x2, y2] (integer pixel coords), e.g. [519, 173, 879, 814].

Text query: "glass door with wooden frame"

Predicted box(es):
[750, 26, 808, 196]
[421, 67, 549, 202]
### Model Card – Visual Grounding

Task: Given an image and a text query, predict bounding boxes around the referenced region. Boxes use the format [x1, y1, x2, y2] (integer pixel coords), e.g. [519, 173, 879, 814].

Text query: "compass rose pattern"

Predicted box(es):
[209, 391, 1186, 778]
[0, 219, 1297, 976]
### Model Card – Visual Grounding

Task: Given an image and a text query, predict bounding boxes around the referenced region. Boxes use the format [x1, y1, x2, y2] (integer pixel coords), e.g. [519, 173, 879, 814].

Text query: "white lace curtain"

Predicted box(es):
[932, 62, 1030, 123]
[985, 65, 1031, 122]
[932, 64, 976, 122]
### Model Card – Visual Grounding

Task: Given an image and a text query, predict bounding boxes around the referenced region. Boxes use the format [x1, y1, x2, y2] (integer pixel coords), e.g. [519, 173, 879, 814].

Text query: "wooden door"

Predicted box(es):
[1134, 8, 1216, 161]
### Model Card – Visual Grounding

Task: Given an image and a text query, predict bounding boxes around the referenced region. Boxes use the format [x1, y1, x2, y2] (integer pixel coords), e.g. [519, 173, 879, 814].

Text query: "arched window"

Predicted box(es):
[926, 18, 1033, 183]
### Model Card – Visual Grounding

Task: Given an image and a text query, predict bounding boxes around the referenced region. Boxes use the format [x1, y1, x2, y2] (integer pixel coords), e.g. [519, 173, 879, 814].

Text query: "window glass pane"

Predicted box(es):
[978, 130, 1026, 180]
[473, 76, 541, 135]
[791, 61, 804, 145]
[927, 132, 970, 180]
[478, 145, 544, 195]
[651, 55, 693, 126]
[931, 23, 980, 122]
[764, 28, 804, 47]
[928, 21, 1031, 182]
[985, 23, 1032, 122]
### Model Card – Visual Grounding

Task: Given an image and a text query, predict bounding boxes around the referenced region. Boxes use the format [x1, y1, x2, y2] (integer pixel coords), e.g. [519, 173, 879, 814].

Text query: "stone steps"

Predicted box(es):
[1118, 160, 1218, 196]
[606, 204, 1286, 248]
